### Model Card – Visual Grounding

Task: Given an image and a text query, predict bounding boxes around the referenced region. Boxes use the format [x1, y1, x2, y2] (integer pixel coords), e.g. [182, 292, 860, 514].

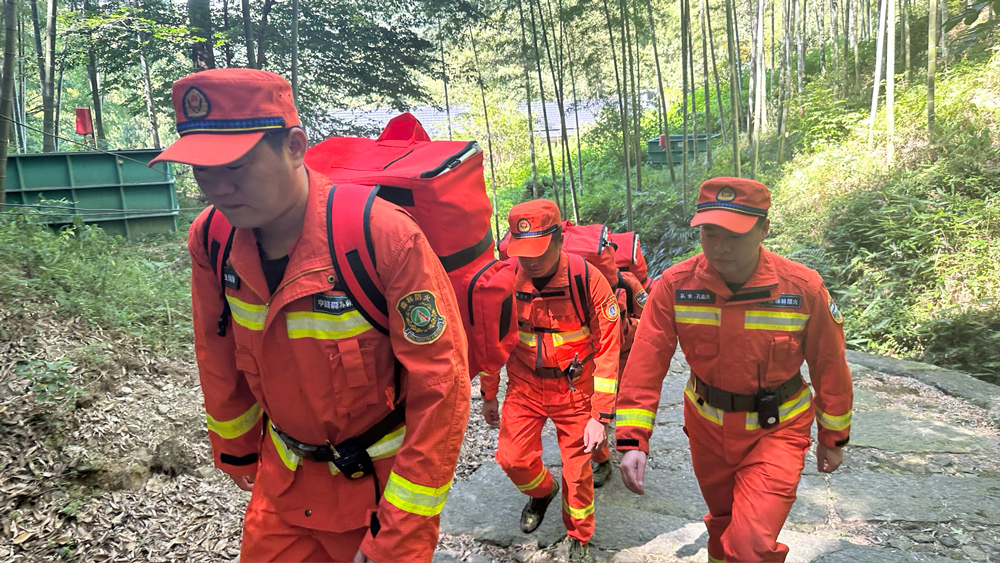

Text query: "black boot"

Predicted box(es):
[520, 481, 559, 533]
[592, 459, 612, 489]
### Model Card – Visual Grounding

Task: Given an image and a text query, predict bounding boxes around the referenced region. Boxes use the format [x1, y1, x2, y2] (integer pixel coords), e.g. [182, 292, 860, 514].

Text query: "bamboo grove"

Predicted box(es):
[1, 0, 998, 217]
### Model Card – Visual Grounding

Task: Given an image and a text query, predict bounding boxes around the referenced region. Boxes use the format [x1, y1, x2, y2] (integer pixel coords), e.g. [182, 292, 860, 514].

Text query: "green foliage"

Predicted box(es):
[0, 210, 192, 353]
[15, 357, 83, 406]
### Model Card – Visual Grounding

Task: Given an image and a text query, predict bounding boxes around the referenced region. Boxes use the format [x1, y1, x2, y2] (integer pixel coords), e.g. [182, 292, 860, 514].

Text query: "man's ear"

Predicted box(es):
[287, 127, 308, 166]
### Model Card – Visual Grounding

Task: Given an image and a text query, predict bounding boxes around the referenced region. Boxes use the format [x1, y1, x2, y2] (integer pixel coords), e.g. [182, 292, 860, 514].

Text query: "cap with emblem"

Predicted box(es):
[506, 199, 562, 258]
[690, 177, 771, 234]
[150, 68, 300, 167]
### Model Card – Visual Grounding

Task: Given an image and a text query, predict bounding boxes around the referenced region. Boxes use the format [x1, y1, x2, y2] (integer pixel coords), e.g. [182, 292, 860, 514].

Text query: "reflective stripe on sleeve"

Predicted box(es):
[675, 305, 722, 326]
[562, 496, 595, 520]
[744, 310, 810, 331]
[206, 403, 263, 440]
[383, 472, 452, 517]
[593, 375, 618, 394]
[286, 310, 373, 340]
[745, 387, 812, 430]
[519, 331, 537, 347]
[816, 407, 852, 431]
[616, 408, 655, 430]
[684, 379, 723, 425]
[225, 296, 267, 331]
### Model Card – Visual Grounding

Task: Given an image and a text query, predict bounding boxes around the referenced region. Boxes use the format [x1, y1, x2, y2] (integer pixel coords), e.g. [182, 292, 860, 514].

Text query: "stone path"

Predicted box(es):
[438, 350, 1000, 562]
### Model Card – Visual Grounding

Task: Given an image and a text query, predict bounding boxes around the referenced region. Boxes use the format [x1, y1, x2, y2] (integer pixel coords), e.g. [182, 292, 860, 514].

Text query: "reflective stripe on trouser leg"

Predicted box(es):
[496, 392, 557, 497]
[552, 401, 596, 543]
[685, 396, 814, 562]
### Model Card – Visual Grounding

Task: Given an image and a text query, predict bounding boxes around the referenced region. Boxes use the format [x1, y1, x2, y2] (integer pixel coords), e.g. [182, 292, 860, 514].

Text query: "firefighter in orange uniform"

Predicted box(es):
[616, 178, 853, 562]
[480, 199, 620, 563]
[152, 69, 470, 562]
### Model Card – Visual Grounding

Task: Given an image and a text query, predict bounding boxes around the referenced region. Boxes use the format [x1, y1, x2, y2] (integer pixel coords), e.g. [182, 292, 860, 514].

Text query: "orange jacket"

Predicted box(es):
[616, 270, 648, 354]
[188, 170, 470, 562]
[481, 252, 621, 422]
[616, 247, 852, 452]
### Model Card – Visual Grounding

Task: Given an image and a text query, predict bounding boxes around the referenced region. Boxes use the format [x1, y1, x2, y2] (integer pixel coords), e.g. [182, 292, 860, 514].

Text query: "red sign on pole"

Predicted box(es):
[75, 108, 94, 136]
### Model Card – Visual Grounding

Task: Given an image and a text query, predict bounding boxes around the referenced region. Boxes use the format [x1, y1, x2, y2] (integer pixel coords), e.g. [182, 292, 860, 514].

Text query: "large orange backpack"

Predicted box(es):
[205, 113, 518, 378]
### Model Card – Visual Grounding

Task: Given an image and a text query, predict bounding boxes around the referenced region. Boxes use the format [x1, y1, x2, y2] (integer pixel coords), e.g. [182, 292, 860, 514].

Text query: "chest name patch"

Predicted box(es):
[313, 293, 355, 315]
[397, 290, 447, 345]
[675, 289, 716, 304]
[635, 290, 649, 307]
[222, 266, 241, 290]
[758, 294, 803, 309]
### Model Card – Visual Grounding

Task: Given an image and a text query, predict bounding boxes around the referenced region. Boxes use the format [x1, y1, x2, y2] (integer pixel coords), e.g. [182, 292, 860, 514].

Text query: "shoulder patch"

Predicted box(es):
[758, 294, 803, 309]
[601, 294, 620, 322]
[396, 290, 447, 344]
[828, 293, 843, 324]
[636, 290, 648, 307]
[675, 289, 716, 304]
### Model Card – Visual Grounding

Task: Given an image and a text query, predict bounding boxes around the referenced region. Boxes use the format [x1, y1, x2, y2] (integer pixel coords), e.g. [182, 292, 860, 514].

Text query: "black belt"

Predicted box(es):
[534, 353, 594, 379]
[272, 403, 404, 470]
[692, 373, 804, 413]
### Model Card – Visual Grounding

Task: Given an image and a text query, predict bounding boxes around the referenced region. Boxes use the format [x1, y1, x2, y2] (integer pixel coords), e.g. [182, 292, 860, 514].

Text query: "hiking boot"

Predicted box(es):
[592, 459, 612, 489]
[568, 539, 593, 563]
[520, 481, 559, 533]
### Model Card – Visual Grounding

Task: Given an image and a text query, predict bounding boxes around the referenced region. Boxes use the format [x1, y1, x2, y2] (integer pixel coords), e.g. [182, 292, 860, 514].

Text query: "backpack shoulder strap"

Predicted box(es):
[202, 206, 237, 336]
[617, 270, 635, 317]
[567, 253, 592, 326]
[326, 184, 390, 335]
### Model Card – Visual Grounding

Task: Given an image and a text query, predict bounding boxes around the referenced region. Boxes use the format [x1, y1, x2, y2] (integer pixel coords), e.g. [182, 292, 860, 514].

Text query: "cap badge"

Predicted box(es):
[182, 86, 211, 120]
[716, 186, 737, 202]
[517, 218, 531, 233]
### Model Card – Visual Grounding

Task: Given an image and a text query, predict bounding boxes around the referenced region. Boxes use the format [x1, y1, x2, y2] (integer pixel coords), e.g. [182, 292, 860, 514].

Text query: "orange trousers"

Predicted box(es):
[496, 386, 596, 542]
[241, 483, 368, 562]
[684, 393, 813, 562]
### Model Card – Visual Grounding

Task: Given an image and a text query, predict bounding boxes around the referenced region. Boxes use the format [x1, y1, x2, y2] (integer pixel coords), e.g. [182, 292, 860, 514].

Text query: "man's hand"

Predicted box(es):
[230, 473, 255, 491]
[582, 418, 606, 453]
[816, 443, 844, 473]
[481, 398, 500, 427]
[353, 549, 377, 563]
[619, 450, 647, 495]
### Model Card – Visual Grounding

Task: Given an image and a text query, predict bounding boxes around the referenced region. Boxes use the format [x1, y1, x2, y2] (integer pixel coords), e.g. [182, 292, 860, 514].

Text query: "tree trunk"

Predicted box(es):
[927, 0, 936, 142]
[818, 0, 826, 73]
[538, 0, 578, 220]
[624, 0, 642, 201]
[686, 0, 698, 162]
[529, 0, 559, 207]
[885, 0, 894, 163]
[469, 28, 502, 240]
[831, 0, 839, 91]
[241, 0, 255, 68]
[563, 11, 584, 194]
[902, 0, 910, 83]
[601, 0, 633, 230]
[706, 1, 727, 144]
[681, 0, 691, 203]
[648, 0, 676, 180]
[939, 0, 946, 68]
[188, 0, 216, 71]
[255, 0, 276, 70]
[1, 0, 18, 208]
[83, 0, 106, 149]
[724, 0, 741, 176]
[868, 0, 887, 146]
[751, 0, 765, 175]
[798, 0, 807, 93]
[843, 0, 851, 93]
[132, 0, 160, 148]
[700, 0, 713, 168]
[516, 1, 539, 196]
[291, 0, 299, 103]
[221, 0, 233, 66]
[779, 0, 794, 162]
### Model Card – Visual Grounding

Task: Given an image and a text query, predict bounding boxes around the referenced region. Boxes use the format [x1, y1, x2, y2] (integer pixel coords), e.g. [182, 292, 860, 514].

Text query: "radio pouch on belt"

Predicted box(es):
[756, 388, 780, 428]
[330, 438, 376, 480]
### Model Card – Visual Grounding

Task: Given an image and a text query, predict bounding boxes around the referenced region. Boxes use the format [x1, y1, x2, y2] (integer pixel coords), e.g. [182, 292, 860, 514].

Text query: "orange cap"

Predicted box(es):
[690, 177, 771, 233]
[507, 199, 561, 258]
[150, 68, 300, 167]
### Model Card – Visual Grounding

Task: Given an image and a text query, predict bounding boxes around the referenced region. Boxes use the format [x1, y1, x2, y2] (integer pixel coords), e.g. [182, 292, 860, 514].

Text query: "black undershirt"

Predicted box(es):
[726, 281, 744, 294]
[532, 273, 556, 292]
[259, 245, 289, 295]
